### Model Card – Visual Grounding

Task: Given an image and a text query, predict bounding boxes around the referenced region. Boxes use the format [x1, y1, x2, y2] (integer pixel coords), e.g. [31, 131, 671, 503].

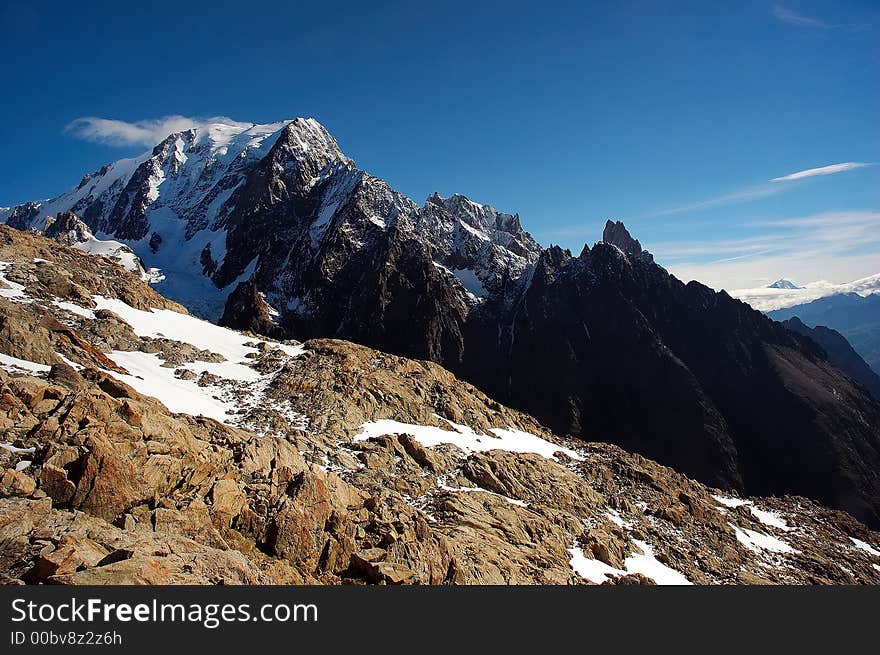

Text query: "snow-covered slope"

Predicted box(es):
[1, 256, 307, 430]
[731, 273, 880, 312]
[41, 211, 162, 282]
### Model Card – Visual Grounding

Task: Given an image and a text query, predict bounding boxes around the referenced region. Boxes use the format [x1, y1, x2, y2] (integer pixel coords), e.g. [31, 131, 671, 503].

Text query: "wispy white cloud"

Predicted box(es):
[772, 4, 829, 28]
[647, 160, 871, 218]
[647, 184, 786, 217]
[65, 115, 251, 147]
[771, 161, 873, 181]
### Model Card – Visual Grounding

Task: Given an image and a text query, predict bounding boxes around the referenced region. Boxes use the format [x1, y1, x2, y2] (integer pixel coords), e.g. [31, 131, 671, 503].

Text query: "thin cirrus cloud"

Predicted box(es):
[647, 184, 784, 218]
[772, 4, 829, 28]
[64, 115, 251, 147]
[646, 161, 872, 218]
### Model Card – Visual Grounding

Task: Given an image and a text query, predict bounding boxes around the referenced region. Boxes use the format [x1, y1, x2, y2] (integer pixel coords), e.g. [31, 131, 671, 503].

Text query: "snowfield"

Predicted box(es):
[0, 268, 308, 431]
[105, 350, 241, 422]
[851, 537, 880, 558]
[92, 296, 304, 362]
[90, 298, 308, 429]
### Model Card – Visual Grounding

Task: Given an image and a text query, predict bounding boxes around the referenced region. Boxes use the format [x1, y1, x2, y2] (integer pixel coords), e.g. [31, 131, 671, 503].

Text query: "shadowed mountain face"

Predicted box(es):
[459, 228, 880, 526]
[769, 294, 880, 376]
[781, 317, 880, 400]
[4, 119, 880, 527]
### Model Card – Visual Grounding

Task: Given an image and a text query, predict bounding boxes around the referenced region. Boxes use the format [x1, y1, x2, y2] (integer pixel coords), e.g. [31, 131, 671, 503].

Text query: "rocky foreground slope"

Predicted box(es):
[2, 226, 880, 585]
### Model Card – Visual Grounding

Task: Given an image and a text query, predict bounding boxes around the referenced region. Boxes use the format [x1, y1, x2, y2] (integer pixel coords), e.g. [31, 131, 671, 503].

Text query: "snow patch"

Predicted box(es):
[438, 483, 528, 507]
[568, 547, 620, 584]
[850, 537, 880, 557]
[732, 525, 798, 554]
[712, 494, 751, 508]
[0, 352, 51, 374]
[52, 300, 96, 319]
[452, 268, 487, 298]
[625, 540, 693, 585]
[605, 510, 633, 530]
[92, 296, 303, 362]
[749, 507, 790, 532]
[1, 442, 36, 455]
[0, 262, 27, 300]
[712, 495, 790, 531]
[457, 220, 489, 241]
[89, 294, 307, 428]
[353, 419, 583, 461]
[568, 540, 692, 585]
[74, 236, 145, 276]
[104, 350, 238, 423]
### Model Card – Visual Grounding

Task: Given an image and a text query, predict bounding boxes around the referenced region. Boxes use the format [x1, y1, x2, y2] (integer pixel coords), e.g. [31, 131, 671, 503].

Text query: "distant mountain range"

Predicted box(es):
[781, 317, 880, 399]
[732, 273, 880, 312]
[4, 117, 880, 527]
[769, 293, 880, 377]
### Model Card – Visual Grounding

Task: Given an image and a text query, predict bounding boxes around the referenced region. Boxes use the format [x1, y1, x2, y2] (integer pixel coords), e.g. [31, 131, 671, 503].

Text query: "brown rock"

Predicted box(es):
[211, 479, 247, 526]
[49, 556, 171, 585]
[364, 561, 415, 585]
[586, 527, 627, 569]
[612, 573, 657, 585]
[39, 464, 77, 504]
[68, 433, 146, 521]
[1, 469, 36, 496]
[26, 536, 110, 582]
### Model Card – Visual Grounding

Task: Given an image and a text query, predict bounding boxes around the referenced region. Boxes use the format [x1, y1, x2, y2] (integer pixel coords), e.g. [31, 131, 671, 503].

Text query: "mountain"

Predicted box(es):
[781, 317, 880, 399]
[768, 279, 801, 290]
[4, 118, 880, 528]
[1, 119, 540, 324]
[769, 293, 880, 376]
[3, 225, 880, 585]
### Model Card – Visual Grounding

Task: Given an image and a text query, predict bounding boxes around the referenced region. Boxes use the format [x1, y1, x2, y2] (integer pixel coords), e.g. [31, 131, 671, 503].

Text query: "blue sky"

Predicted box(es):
[1, 0, 877, 289]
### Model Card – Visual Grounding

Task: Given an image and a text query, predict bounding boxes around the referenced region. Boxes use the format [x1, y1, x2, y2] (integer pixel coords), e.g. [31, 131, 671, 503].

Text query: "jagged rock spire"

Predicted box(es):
[602, 220, 653, 263]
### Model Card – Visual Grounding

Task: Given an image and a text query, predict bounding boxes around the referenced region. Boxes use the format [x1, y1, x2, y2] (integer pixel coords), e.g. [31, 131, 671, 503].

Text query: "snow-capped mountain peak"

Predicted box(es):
[2, 118, 537, 321]
[768, 279, 801, 290]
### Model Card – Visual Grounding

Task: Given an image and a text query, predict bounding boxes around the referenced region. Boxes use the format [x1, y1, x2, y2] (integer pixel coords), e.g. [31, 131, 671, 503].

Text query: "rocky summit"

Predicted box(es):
[4, 118, 880, 530]
[2, 226, 880, 585]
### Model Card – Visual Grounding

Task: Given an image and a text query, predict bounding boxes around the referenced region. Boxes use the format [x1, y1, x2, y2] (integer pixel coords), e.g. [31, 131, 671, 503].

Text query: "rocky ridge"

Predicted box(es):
[2, 226, 880, 585]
